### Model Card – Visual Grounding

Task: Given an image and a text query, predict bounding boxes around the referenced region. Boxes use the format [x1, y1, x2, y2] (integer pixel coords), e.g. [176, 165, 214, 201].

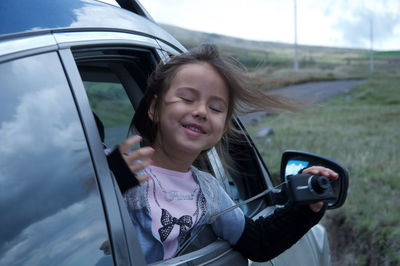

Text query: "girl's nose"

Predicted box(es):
[192, 102, 207, 119]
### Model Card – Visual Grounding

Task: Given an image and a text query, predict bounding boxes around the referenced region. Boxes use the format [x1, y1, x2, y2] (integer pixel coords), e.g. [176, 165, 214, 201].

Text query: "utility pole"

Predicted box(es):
[369, 14, 374, 72]
[293, 0, 298, 70]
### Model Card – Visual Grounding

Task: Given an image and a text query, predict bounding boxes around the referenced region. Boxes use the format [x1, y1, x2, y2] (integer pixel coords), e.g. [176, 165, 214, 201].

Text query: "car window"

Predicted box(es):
[82, 74, 135, 148]
[0, 52, 112, 266]
[74, 47, 155, 149]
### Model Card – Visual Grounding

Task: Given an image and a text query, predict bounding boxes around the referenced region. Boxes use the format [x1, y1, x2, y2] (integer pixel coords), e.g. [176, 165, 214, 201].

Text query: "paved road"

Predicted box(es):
[240, 79, 364, 124]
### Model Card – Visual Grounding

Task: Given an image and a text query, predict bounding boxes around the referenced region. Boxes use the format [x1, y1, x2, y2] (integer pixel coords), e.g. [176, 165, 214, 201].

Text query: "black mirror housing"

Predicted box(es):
[280, 150, 349, 209]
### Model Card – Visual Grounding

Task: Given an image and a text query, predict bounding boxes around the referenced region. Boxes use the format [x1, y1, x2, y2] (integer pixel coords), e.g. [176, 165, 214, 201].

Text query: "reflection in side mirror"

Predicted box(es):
[280, 150, 349, 209]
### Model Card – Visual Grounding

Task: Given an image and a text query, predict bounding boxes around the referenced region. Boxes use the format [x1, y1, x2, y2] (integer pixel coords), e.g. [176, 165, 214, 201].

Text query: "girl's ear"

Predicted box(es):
[148, 95, 158, 121]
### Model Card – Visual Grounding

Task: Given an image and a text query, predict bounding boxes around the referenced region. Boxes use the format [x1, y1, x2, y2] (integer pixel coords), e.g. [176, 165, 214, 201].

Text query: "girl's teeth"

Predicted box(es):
[185, 125, 202, 133]
[189, 126, 200, 132]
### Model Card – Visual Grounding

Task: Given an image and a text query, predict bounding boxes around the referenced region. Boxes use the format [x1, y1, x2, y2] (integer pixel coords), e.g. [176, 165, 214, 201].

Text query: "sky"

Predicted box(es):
[137, 0, 400, 51]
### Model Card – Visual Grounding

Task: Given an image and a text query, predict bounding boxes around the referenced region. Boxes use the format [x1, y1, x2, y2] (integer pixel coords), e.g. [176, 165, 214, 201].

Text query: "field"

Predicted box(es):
[164, 24, 400, 265]
[247, 71, 400, 265]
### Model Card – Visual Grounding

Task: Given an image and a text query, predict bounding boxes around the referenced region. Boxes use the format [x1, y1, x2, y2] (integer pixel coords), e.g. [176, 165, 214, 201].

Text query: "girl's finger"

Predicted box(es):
[129, 158, 153, 173]
[125, 147, 155, 163]
[119, 135, 142, 154]
[302, 166, 338, 180]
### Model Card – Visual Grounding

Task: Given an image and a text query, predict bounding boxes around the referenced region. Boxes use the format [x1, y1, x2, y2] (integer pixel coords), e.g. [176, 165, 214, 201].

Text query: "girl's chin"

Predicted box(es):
[173, 143, 210, 156]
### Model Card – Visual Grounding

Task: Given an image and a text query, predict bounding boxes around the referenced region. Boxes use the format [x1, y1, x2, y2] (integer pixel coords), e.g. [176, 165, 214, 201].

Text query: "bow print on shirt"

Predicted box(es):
[158, 208, 193, 242]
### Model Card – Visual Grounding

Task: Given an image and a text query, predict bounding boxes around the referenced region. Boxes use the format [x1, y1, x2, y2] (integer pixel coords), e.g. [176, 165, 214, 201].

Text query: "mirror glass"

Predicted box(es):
[284, 160, 309, 180]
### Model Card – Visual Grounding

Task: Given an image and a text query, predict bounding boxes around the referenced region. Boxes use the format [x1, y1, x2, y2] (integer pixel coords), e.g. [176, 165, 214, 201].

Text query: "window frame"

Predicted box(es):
[73, 47, 158, 148]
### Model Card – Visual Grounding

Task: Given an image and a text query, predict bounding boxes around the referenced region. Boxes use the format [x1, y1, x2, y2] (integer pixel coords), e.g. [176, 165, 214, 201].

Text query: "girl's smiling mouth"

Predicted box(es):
[182, 123, 206, 134]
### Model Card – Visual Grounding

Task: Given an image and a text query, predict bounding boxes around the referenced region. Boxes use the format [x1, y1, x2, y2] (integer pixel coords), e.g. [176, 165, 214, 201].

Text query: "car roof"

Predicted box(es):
[0, 0, 184, 52]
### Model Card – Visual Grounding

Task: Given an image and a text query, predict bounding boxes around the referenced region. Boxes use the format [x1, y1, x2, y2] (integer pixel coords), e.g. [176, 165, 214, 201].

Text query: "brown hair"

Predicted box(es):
[132, 44, 297, 157]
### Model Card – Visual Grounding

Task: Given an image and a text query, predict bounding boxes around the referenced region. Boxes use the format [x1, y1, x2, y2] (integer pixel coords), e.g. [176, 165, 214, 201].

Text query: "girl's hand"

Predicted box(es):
[118, 135, 155, 182]
[301, 166, 339, 212]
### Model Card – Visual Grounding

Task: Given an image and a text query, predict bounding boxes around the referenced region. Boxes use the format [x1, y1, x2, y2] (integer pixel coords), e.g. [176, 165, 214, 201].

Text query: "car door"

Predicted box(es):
[0, 38, 122, 266]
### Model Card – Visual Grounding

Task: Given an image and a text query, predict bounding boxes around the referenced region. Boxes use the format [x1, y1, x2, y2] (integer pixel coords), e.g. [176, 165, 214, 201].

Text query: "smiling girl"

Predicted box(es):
[106, 44, 338, 263]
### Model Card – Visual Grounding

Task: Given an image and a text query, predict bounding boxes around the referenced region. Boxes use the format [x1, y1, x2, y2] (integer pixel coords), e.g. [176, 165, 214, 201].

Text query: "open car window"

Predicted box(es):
[73, 47, 156, 148]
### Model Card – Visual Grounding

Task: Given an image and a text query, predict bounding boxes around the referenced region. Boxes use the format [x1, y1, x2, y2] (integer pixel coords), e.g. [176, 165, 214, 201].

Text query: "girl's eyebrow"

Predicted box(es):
[210, 96, 228, 108]
[177, 87, 227, 106]
[176, 86, 196, 94]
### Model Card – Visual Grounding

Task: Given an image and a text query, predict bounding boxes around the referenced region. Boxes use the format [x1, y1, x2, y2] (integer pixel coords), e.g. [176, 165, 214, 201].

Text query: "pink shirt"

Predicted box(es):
[146, 165, 204, 259]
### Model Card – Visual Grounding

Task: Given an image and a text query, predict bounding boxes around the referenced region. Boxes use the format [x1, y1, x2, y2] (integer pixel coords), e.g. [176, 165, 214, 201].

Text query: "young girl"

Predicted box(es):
[106, 44, 338, 263]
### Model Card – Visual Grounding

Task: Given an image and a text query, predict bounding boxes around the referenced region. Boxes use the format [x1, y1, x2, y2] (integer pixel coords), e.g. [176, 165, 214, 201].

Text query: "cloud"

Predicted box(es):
[0, 196, 108, 266]
[333, 2, 400, 49]
[140, 0, 400, 50]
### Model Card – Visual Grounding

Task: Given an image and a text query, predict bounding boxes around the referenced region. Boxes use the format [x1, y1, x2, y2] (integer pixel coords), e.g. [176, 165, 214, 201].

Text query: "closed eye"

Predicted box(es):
[209, 106, 223, 113]
[180, 97, 194, 103]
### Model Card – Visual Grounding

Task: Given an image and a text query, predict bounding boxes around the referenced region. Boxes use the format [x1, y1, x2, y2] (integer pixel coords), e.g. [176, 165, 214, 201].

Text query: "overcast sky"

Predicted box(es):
[139, 0, 400, 51]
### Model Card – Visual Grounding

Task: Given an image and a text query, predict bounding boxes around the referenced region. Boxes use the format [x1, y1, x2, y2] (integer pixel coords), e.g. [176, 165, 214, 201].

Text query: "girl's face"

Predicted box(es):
[150, 62, 229, 159]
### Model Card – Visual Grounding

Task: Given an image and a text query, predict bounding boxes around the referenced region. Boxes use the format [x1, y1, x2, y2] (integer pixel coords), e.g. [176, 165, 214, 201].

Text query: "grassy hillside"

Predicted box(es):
[161, 24, 369, 73]
[373, 51, 400, 57]
[246, 70, 400, 265]
[161, 24, 378, 88]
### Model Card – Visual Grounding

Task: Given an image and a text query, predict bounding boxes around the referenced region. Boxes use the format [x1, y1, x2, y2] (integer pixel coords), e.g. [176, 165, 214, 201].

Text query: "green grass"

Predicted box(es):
[83, 81, 134, 127]
[246, 70, 400, 264]
[370, 51, 400, 57]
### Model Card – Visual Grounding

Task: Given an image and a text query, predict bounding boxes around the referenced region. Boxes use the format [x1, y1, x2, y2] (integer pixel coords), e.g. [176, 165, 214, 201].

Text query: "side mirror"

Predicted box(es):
[280, 150, 349, 209]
